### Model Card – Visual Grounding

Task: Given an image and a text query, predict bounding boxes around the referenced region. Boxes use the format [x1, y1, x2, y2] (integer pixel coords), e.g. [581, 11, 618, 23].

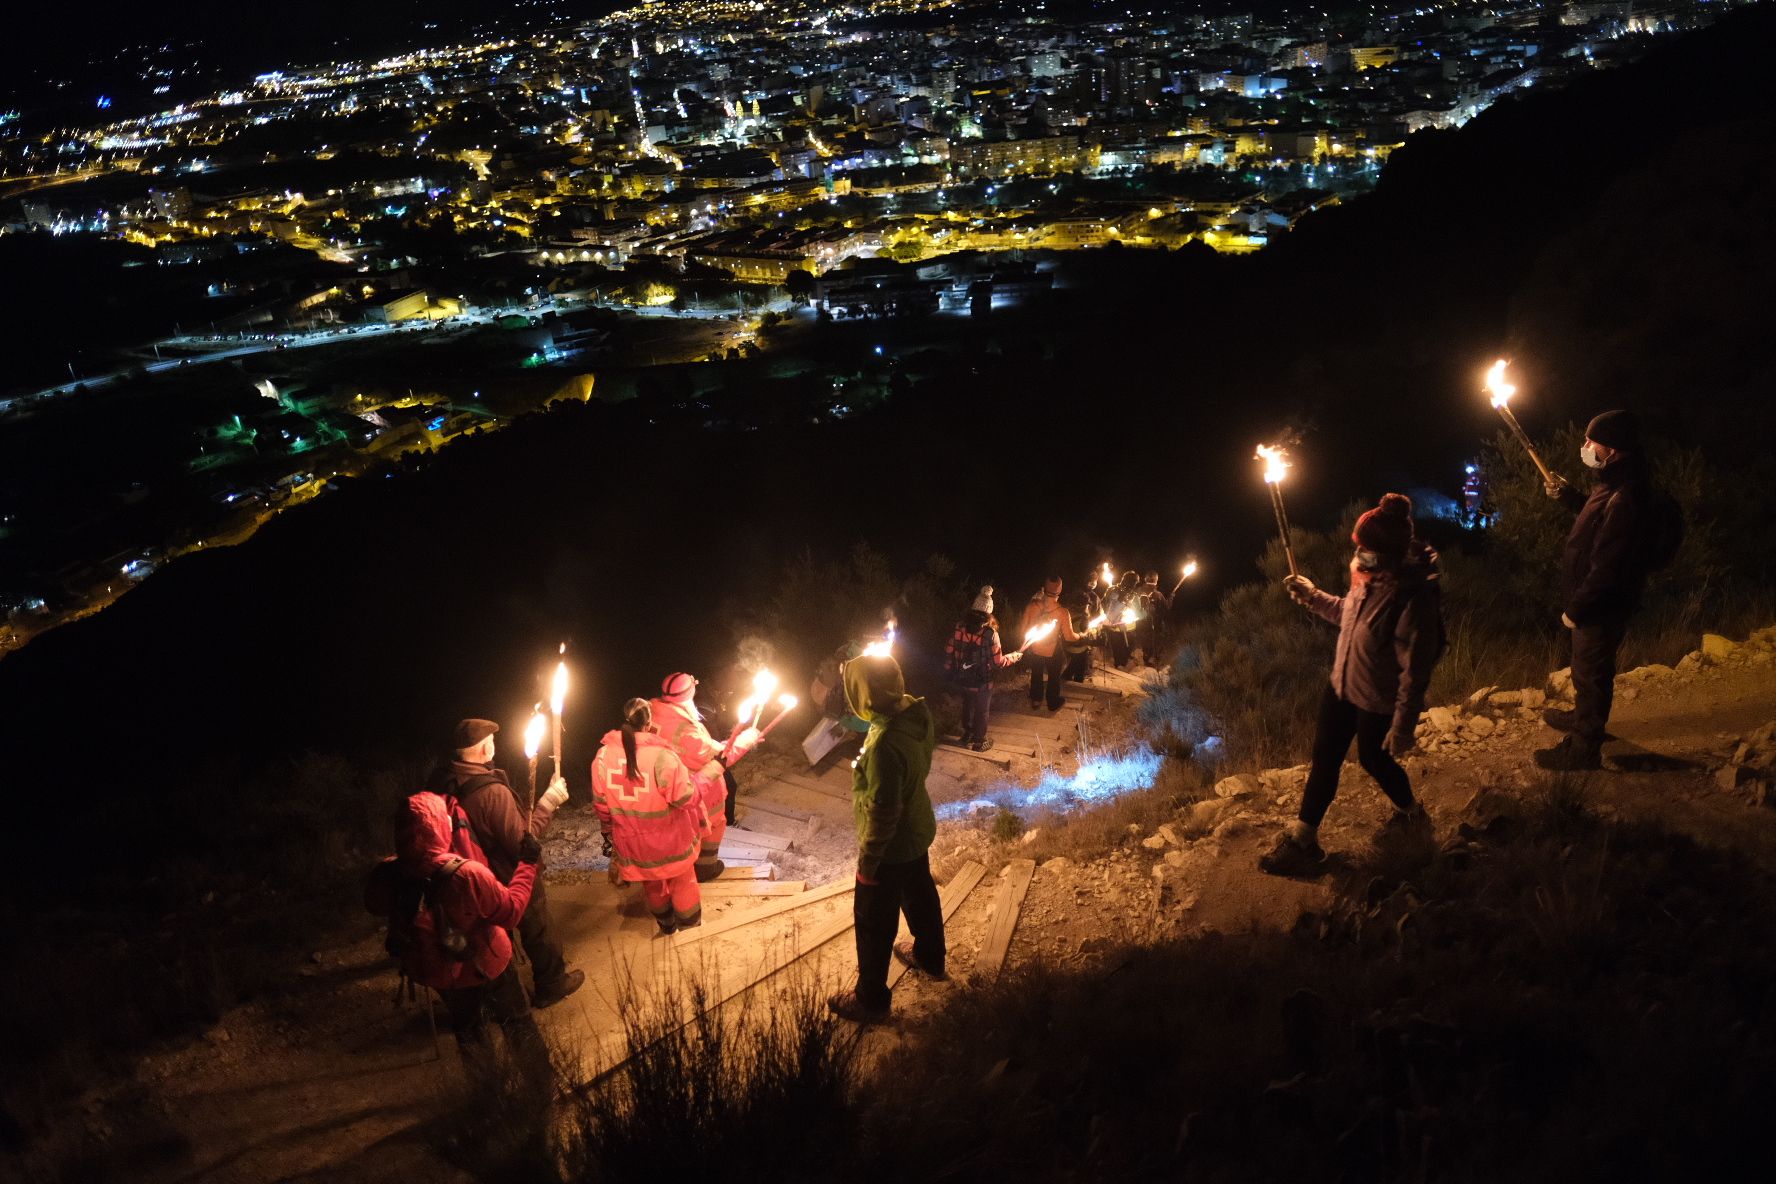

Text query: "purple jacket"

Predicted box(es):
[1301, 542, 1444, 731]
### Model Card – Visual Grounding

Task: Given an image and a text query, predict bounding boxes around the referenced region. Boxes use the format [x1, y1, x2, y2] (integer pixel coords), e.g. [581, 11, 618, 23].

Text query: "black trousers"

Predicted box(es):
[517, 878, 568, 991]
[958, 683, 992, 744]
[439, 963, 550, 1081]
[1107, 628, 1132, 668]
[1064, 646, 1092, 682]
[1299, 685, 1415, 828]
[1572, 617, 1630, 747]
[854, 854, 945, 1010]
[1027, 648, 1066, 709]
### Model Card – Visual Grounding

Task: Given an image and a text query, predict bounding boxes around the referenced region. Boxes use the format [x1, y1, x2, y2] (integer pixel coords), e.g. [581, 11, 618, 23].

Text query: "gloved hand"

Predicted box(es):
[1543, 473, 1569, 499]
[1560, 612, 1576, 629]
[734, 726, 761, 753]
[1383, 729, 1416, 758]
[1006, 650, 1024, 663]
[600, 831, 615, 859]
[518, 834, 543, 865]
[540, 777, 569, 812]
[855, 869, 879, 886]
[1284, 575, 1316, 604]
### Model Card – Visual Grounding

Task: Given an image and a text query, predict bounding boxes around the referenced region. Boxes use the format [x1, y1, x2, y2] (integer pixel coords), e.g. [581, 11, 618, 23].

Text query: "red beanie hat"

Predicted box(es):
[660, 672, 697, 704]
[1352, 493, 1415, 557]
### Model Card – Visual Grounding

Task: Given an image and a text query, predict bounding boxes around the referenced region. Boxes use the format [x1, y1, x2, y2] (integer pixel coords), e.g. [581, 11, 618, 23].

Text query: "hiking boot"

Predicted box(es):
[531, 968, 585, 1009]
[1542, 707, 1578, 732]
[652, 913, 677, 936]
[892, 940, 948, 981]
[694, 858, 725, 883]
[970, 737, 991, 752]
[1535, 735, 1602, 771]
[1259, 830, 1325, 877]
[827, 989, 891, 1025]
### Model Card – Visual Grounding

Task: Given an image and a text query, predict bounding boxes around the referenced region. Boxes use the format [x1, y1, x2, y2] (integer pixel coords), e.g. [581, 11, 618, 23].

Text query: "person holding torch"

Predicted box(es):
[1020, 576, 1082, 711]
[652, 672, 761, 881]
[592, 699, 705, 933]
[1260, 494, 1443, 877]
[944, 586, 1023, 751]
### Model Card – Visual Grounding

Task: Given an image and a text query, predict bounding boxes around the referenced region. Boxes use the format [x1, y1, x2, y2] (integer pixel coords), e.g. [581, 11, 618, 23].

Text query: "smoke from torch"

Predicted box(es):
[1256, 443, 1299, 578]
[1484, 359, 1557, 484]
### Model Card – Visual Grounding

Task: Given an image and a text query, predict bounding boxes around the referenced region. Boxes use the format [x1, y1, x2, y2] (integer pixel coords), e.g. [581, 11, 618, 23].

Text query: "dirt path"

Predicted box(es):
[73, 634, 1776, 1182]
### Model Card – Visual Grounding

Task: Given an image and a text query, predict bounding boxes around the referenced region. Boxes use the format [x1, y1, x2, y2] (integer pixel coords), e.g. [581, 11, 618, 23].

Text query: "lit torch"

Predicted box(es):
[1484, 359, 1556, 485]
[860, 621, 897, 658]
[1119, 606, 1140, 628]
[1023, 619, 1057, 648]
[1171, 558, 1199, 597]
[748, 668, 778, 729]
[523, 706, 546, 813]
[1086, 612, 1109, 631]
[1100, 562, 1114, 589]
[1257, 443, 1298, 578]
[758, 692, 798, 739]
[549, 643, 568, 788]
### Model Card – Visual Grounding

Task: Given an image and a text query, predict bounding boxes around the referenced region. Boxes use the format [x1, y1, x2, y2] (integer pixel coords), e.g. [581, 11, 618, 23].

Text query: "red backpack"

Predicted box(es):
[362, 791, 491, 988]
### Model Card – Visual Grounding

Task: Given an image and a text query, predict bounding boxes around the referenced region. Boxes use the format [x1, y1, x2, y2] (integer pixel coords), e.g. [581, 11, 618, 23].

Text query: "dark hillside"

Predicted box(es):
[2, 5, 1773, 887]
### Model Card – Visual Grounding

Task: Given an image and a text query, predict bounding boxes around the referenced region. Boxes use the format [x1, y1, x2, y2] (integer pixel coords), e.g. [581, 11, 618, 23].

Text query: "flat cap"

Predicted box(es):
[453, 718, 500, 749]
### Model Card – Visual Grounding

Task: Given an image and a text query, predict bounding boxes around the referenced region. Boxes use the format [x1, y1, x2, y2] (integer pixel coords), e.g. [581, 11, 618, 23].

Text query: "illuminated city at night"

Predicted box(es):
[2, 0, 1774, 1178]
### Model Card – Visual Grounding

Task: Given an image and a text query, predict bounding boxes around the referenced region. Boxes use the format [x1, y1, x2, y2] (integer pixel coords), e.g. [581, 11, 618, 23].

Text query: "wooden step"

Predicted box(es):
[698, 880, 808, 897]
[735, 796, 814, 825]
[675, 878, 856, 946]
[716, 863, 776, 881]
[976, 859, 1037, 982]
[723, 825, 792, 852]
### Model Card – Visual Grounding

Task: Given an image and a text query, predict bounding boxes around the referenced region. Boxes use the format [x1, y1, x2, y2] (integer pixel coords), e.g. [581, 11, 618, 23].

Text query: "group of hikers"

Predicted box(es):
[373, 406, 1668, 1062]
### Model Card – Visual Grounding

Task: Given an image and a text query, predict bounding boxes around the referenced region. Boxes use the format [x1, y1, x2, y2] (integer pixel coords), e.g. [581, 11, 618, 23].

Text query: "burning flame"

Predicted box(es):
[1485, 359, 1516, 408]
[1100, 562, 1113, 586]
[735, 696, 758, 723]
[1181, 560, 1199, 579]
[550, 644, 569, 716]
[1023, 619, 1057, 647]
[1119, 607, 1140, 627]
[861, 626, 895, 659]
[776, 692, 797, 710]
[1086, 612, 1109, 630]
[751, 668, 779, 700]
[523, 708, 546, 760]
[1256, 443, 1290, 485]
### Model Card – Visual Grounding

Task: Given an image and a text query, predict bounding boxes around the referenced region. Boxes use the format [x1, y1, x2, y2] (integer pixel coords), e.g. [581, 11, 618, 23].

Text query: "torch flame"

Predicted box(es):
[1485, 359, 1516, 408]
[777, 692, 797, 710]
[550, 649, 569, 716]
[1256, 443, 1289, 485]
[1182, 560, 1199, 579]
[751, 668, 779, 699]
[1023, 619, 1057, 647]
[1086, 612, 1108, 630]
[735, 696, 758, 723]
[1119, 607, 1140, 627]
[861, 633, 894, 658]
[523, 709, 547, 760]
[1100, 562, 1113, 586]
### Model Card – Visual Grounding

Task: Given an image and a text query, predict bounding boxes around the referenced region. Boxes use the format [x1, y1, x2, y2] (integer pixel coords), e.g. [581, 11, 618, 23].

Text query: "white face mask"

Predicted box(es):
[1353, 549, 1381, 570]
[1580, 442, 1607, 470]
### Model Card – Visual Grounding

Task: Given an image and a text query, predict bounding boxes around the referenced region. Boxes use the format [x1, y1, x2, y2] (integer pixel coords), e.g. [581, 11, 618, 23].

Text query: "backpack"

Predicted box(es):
[363, 855, 471, 976]
[948, 625, 996, 689]
[1639, 486, 1686, 573]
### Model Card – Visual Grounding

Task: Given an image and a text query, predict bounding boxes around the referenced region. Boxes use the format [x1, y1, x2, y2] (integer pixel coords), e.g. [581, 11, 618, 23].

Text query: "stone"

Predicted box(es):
[1717, 765, 1753, 792]
[1521, 688, 1547, 710]
[1215, 773, 1263, 799]
[1548, 667, 1574, 696]
[1424, 706, 1458, 733]
[1020, 827, 1042, 846]
[1190, 797, 1237, 830]
[1164, 849, 1186, 867]
[1488, 690, 1523, 708]
[1156, 823, 1182, 847]
[1639, 663, 1676, 680]
[1466, 685, 1497, 711]
[1211, 816, 1251, 841]
[1141, 833, 1168, 850]
[1620, 687, 1638, 702]
[1702, 633, 1738, 660]
[1676, 652, 1705, 675]
[1464, 715, 1496, 739]
[1041, 857, 1074, 876]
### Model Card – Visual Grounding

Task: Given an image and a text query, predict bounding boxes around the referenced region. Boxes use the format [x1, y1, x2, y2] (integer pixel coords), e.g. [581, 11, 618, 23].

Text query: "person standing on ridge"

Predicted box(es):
[945, 585, 1022, 751]
[652, 672, 760, 880]
[1260, 494, 1443, 876]
[1020, 577, 1081, 712]
[1535, 410, 1660, 771]
[828, 650, 945, 1024]
[591, 699, 705, 933]
[427, 719, 585, 1009]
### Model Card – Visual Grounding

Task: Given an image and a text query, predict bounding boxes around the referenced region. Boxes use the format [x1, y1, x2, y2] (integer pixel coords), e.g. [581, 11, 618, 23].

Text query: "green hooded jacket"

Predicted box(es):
[843, 654, 938, 878]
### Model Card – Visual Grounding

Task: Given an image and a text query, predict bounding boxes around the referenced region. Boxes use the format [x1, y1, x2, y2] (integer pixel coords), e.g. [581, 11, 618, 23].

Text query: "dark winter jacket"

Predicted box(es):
[1558, 456, 1651, 627]
[946, 610, 1014, 687]
[843, 655, 938, 878]
[1302, 541, 1444, 732]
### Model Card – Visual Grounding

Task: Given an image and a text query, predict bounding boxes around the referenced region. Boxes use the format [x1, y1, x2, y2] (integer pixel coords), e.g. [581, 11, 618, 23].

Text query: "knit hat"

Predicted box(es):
[1352, 493, 1415, 558]
[1585, 409, 1640, 452]
[452, 718, 500, 749]
[660, 672, 697, 704]
[1043, 576, 1063, 595]
[972, 585, 994, 614]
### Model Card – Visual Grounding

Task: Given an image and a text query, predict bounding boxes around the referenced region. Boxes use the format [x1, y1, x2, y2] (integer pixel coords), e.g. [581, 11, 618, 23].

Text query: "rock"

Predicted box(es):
[1215, 773, 1263, 799]
[1718, 765, 1754, 792]
[1041, 856, 1074, 876]
[1150, 864, 1167, 882]
[1464, 715, 1496, 739]
[1639, 663, 1676, 680]
[1424, 706, 1458, 733]
[1156, 823, 1182, 847]
[1620, 687, 1638, 702]
[1520, 688, 1547, 709]
[1676, 652, 1705, 675]
[1211, 816, 1251, 842]
[1141, 833, 1168, 850]
[1164, 849, 1186, 867]
[1466, 685, 1497, 711]
[1020, 827, 1042, 846]
[1702, 633, 1738, 660]
[1488, 690, 1523, 707]
[1548, 667, 1574, 697]
[1189, 797, 1237, 829]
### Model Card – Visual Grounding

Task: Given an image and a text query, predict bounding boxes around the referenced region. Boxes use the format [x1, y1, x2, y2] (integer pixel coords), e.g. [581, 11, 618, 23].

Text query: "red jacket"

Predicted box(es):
[650, 696, 756, 813]
[591, 729, 702, 880]
[395, 791, 536, 989]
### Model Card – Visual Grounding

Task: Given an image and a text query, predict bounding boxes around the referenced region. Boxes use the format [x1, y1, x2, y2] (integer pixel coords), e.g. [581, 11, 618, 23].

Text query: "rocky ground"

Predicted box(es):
[27, 627, 1776, 1183]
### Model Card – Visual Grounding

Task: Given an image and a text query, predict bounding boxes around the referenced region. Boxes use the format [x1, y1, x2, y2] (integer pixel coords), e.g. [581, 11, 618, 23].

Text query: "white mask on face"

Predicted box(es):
[1580, 442, 1606, 470]
[1354, 549, 1381, 570]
